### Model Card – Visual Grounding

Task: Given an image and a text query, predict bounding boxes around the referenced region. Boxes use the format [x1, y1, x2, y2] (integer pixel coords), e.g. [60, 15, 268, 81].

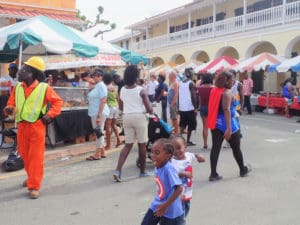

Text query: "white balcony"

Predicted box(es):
[132, 1, 300, 52]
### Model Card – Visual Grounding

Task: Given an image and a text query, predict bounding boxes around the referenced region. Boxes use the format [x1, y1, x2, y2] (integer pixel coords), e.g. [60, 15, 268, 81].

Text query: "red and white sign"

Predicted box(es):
[42, 53, 125, 70]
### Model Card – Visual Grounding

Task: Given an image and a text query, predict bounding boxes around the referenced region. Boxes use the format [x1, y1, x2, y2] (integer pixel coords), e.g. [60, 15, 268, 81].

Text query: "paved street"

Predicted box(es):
[0, 113, 299, 225]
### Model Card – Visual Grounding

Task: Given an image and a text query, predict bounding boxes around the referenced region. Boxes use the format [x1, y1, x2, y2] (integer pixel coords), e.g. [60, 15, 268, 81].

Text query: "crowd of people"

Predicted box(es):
[1, 58, 299, 225]
[104, 66, 252, 224]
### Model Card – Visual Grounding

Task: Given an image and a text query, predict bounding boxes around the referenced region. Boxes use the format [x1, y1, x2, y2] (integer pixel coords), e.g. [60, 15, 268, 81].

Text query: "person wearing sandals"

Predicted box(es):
[113, 65, 153, 182]
[102, 74, 122, 150]
[207, 71, 251, 182]
[86, 69, 109, 160]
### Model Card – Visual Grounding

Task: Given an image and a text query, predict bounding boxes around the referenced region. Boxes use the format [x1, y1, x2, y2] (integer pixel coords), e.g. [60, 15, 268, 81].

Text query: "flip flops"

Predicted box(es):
[86, 155, 101, 161]
[115, 142, 123, 148]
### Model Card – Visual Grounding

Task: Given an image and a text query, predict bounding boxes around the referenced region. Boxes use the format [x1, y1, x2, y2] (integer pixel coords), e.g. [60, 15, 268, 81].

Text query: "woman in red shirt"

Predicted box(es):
[198, 73, 213, 150]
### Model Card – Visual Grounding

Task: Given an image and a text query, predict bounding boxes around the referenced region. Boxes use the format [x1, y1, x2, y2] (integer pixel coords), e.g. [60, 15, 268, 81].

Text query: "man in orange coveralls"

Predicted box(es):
[4, 56, 63, 199]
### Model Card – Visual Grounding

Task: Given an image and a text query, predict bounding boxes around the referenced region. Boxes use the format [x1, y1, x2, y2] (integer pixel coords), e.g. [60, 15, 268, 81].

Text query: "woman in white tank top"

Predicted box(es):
[113, 65, 153, 182]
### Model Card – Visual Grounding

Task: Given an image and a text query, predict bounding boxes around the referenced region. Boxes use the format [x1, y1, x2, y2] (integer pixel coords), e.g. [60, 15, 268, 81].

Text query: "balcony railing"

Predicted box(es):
[132, 1, 300, 52]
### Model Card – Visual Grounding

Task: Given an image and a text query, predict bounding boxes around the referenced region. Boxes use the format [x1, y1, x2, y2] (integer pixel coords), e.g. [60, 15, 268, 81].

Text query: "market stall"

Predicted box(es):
[46, 86, 93, 146]
[174, 61, 198, 73]
[44, 54, 125, 146]
[198, 56, 238, 74]
[234, 52, 286, 113]
[0, 15, 99, 66]
[257, 95, 300, 112]
[0, 15, 125, 147]
[149, 62, 177, 75]
[234, 53, 284, 73]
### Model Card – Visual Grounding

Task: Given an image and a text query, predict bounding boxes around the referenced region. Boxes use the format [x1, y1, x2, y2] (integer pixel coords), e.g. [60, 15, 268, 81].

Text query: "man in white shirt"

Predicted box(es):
[147, 73, 158, 102]
[178, 68, 198, 146]
[0, 63, 18, 95]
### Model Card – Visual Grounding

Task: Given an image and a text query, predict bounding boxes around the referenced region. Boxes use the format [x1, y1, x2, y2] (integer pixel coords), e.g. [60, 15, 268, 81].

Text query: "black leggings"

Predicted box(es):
[210, 129, 245, 176]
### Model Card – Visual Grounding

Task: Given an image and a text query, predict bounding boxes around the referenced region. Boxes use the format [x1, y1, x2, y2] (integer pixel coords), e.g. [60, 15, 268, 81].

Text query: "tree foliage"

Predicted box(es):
[76, 6, 116, 38]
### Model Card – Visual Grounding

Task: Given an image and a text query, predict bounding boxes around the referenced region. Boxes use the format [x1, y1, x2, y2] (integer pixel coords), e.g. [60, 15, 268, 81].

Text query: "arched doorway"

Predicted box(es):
[246, 41, 277, 93]
[170, 54, 186, 65]
[151, 57, 164, 68]
[215, 46, 239, 59]
[246, 41, 277, 58]
[286, 36, 300, 85]
[285, 36, 300, 57]
[191, 51, 210, 63]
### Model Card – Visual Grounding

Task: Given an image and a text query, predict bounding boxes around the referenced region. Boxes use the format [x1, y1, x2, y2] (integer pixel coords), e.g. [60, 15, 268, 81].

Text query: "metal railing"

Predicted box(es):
[132, 1, 300, 52]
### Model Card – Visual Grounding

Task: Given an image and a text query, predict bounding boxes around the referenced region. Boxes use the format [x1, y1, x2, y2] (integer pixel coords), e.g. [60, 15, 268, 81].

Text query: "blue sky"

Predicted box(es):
[76, 0, 192, 41]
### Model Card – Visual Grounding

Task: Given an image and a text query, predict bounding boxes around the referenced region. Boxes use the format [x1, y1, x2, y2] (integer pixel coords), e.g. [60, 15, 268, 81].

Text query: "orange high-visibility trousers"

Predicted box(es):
[17, 120, 46, 190]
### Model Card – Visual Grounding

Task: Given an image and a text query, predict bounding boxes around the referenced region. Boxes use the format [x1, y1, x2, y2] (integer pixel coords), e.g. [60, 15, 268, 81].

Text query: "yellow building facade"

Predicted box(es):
[0, 0, 82, 27]
[111, 0, 300, 92]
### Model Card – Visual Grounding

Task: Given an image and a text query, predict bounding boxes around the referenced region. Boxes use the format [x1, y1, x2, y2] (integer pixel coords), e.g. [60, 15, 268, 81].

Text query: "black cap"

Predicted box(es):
[93, 69, 104, 76]
[9, 63, 18, 69]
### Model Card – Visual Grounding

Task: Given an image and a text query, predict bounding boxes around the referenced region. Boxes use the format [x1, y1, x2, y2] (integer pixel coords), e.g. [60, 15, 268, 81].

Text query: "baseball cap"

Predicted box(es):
[92, 69, 104, 77]
[8, 63, 18, 69]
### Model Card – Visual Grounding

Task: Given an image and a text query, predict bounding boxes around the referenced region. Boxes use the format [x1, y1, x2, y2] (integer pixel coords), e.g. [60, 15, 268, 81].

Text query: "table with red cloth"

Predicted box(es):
[257, 95, 300, 110]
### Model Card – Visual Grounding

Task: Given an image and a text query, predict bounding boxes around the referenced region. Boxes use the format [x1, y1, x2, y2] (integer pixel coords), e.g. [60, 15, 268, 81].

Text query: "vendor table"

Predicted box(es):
[47, 109, 93, 146]
[257, 96, 300, 110]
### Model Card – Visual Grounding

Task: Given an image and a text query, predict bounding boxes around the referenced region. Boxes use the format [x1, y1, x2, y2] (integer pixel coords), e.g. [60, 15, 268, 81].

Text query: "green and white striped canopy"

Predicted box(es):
[0, 15, 99, 62]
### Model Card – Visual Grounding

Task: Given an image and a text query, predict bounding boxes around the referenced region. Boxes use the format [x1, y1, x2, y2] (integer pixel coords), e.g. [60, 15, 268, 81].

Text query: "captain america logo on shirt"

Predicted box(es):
[155, 176, 165, 200]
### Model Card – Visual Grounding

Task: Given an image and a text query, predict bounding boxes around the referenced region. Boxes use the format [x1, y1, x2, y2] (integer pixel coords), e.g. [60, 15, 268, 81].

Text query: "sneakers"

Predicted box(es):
[113, 170, 122, 182]
[139, 172, 151, 178]
[240, 164, 252, 177]
[223, 142, 231, 149]
[209, 174, 223, 182]
[28, 189, 40, 199]
[187, 141, 196, 146]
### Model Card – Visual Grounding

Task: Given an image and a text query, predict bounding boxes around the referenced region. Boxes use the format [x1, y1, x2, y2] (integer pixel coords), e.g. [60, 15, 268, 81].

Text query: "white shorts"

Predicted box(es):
[284, 97, 293, 106]
[123, 113, 148, 144]
[107, 106, 119, 119]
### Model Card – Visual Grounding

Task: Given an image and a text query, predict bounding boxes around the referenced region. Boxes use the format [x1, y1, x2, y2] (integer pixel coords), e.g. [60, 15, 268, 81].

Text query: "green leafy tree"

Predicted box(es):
[77, 6, 116, 38]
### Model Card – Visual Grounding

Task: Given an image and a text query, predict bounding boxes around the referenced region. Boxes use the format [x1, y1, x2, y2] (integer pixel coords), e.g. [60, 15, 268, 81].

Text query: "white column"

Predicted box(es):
[167, 18, 170, 46]
[130, 30, 134, 51]
[243, 0, 247, 32]
[188, 12, 191, 42]
[213, 2, 216, 37]
[146, 27, 149, 51]
[282, 0, 287, 24]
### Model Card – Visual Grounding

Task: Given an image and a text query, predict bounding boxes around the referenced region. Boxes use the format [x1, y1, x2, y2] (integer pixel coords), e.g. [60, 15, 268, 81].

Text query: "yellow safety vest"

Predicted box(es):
[15, 82, 48, 123]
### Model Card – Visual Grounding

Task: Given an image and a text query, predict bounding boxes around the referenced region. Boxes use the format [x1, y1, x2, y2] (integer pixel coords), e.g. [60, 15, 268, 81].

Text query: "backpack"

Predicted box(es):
[0, 128, 22, 172]
[2, 149, 24, 172]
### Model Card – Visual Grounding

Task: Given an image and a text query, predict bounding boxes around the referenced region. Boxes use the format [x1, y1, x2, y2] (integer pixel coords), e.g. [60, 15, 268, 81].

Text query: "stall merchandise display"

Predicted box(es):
[53, 87, 88, 110]
[257, 96, 300, 111]
[46, 87, 93, 147]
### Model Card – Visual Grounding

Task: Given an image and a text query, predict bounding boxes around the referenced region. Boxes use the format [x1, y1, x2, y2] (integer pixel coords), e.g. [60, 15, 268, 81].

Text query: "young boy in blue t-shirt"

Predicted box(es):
[141, 138, 184, 225]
